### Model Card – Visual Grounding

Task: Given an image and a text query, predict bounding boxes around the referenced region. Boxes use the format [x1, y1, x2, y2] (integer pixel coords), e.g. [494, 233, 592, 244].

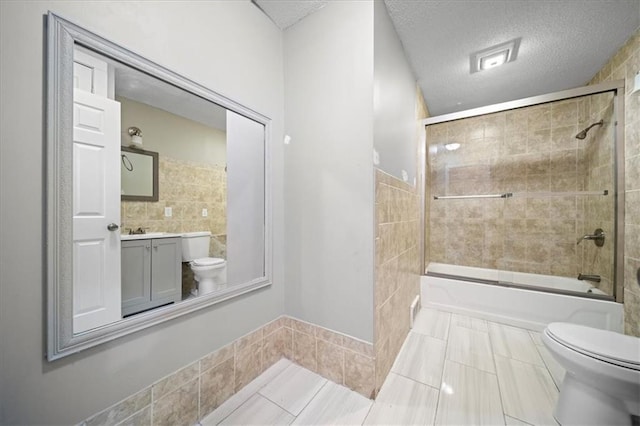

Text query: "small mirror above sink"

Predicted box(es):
[121, 147, 159, 202]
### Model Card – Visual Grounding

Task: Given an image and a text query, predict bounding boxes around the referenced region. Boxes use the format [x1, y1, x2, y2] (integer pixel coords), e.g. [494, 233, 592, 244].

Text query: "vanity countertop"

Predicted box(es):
[121, 232, 182, 241]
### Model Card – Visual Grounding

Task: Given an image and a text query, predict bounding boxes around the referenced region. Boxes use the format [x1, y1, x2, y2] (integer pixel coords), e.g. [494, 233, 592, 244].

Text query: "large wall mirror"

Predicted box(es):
[47, 13, 272, 360]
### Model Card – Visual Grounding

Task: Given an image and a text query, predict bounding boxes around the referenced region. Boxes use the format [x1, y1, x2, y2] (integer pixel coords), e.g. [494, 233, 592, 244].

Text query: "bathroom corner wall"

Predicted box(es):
[283, 0, 375, 342]
[589, 27, 640, 336]
[287, 317, 376, 399]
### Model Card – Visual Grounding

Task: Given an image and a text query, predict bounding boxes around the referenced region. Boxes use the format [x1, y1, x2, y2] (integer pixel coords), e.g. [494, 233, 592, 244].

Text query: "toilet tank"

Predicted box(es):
[181, 231, 211, 261]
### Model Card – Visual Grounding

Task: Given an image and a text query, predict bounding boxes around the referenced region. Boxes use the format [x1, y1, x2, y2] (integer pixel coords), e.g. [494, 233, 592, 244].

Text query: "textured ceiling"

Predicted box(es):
[252, 0, 327, 29]
[384, 0, 640, 116]
[254, 0, 639, 117]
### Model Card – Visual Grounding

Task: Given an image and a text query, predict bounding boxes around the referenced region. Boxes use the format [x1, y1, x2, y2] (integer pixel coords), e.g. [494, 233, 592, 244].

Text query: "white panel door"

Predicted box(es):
[72, 89, 121, 333]
[73, 48, 108, 96]
[226, 111, 265, 286]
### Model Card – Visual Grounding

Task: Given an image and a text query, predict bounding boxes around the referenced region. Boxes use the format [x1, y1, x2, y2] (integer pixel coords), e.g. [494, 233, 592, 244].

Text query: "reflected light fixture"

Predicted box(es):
[128, 126, 143, 149]
[471, 38, 521, 73]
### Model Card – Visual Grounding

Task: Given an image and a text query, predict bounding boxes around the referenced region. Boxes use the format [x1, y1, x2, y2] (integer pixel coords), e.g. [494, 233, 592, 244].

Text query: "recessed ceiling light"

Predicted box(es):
[470, 38, 521, 73]
[444, 142, 461, 151]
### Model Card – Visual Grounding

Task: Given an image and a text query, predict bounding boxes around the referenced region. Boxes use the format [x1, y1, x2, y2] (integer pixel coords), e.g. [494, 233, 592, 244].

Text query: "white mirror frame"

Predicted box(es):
[46, 12, 272, 361]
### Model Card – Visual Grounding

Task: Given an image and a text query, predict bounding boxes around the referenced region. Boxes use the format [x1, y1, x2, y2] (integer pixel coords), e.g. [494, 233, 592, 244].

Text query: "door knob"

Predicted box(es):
[107, 223, 119, 231]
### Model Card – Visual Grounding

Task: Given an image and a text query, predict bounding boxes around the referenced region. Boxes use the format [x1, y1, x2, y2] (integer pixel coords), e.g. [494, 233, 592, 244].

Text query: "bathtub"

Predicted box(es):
[422, 262, 623, 332]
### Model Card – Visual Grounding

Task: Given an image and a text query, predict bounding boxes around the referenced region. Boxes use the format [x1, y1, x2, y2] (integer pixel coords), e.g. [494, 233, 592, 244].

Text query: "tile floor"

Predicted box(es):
[201, 308, 565, 425]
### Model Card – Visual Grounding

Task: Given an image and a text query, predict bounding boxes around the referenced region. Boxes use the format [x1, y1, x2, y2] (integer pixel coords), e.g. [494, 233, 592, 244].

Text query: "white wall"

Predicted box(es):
[0, 1, 284, 424]
[373, 0, 418, 185]
[283, 1, 376, 342]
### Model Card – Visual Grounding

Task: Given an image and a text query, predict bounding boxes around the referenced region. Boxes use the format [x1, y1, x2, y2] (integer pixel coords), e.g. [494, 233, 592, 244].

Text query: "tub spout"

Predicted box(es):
[578, 274, 601, 283]
[576, 228, 605, 247]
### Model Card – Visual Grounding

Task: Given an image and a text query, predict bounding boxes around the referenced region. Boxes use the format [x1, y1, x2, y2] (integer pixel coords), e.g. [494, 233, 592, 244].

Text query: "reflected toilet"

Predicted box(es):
[542, 322, 640, 425]
[181, 231, 227, 295]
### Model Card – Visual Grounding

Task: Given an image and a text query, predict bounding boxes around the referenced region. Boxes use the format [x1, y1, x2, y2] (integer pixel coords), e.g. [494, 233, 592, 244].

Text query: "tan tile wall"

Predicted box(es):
[288, 317, 376, 399]
[374, 169, 421, 396]
[426, 95, 618, 284]
[122, 156, 227, 258]
[80, 316, 375, 425]
[589, 28, 640, 336]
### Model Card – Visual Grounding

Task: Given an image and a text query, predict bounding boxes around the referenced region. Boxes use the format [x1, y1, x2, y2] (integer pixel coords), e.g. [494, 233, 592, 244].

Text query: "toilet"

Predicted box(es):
[181, 231, 227, 295]
[542, 322, 640, 426]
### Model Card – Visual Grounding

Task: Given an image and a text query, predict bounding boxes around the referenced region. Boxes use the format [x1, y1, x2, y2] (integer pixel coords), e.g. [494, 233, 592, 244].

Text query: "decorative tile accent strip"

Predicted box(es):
[79, 315, 376, 425]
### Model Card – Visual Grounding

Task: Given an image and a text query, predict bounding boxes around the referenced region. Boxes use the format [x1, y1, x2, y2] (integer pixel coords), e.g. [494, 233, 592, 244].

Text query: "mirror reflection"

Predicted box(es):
[71, 45, 261, 333]
[115, 62, 229, 318]
[47, 13, 270, 358]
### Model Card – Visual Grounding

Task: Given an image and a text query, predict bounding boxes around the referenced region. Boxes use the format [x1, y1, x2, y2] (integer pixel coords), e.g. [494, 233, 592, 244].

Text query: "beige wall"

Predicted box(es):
[589, 28, 640, 336]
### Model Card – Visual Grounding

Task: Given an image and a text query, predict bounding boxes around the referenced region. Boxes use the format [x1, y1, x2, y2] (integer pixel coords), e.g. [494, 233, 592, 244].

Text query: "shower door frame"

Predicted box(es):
[419, 79, 626, 303]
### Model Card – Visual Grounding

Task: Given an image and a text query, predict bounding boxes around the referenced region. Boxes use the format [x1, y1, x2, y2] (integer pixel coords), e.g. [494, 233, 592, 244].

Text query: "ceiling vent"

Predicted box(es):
[470, 38, 521, 73]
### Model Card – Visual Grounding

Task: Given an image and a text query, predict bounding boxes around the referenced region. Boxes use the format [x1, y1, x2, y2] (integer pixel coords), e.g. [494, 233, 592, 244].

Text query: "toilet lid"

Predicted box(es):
[192, 257, 225, 267]
[547, 323, 640, 370]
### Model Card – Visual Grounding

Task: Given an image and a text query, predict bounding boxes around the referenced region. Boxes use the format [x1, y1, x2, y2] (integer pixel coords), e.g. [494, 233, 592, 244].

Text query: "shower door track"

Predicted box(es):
[425, 271, 613, 302]
[419, 79, 626, 303]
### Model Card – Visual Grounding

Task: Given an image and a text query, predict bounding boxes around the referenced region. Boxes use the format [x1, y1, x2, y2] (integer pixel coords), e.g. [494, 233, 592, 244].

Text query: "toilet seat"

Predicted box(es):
[191, 257, 225, 267]
[546, 323, 640, 371]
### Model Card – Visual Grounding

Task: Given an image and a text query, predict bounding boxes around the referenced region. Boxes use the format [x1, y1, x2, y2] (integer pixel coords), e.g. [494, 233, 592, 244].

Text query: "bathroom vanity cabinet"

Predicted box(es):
[121, 236, 182, 317]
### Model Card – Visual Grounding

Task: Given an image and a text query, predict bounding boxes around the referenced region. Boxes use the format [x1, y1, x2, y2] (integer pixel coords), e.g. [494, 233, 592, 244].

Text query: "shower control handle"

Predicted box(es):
[577, 228, 605, 247]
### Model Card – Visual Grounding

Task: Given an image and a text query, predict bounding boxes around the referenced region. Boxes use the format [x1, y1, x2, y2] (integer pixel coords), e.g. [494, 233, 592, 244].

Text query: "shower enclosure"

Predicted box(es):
[421, 80, 625, 303]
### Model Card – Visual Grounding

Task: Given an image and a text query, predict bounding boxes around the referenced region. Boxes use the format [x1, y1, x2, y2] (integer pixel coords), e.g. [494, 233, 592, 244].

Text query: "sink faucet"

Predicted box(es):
[129, 227, 147, 235]
[578, 274, 601, 283]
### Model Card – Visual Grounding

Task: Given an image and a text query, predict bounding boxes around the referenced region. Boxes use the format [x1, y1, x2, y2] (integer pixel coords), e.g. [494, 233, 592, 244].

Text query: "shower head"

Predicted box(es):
[575, 120, 604, 140]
